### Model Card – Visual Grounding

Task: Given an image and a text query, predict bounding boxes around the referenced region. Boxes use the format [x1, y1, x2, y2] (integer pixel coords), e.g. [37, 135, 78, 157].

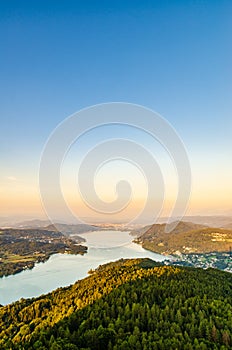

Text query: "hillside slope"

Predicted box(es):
[134, 221, 232, 254]
[0, 259, 232, 349]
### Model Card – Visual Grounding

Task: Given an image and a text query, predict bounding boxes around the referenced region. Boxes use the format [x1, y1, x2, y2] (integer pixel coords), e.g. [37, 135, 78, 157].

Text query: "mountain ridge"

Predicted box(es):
[134, 221, 232, 255]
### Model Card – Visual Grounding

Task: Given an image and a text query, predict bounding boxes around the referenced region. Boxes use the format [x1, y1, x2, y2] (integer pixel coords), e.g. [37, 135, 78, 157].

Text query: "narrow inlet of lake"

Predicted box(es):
[0, 231, 166, 305]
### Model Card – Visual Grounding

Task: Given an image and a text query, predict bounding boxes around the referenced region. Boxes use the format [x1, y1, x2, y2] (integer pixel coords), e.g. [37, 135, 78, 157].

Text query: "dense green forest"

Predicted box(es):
[0, 258, 232, 349]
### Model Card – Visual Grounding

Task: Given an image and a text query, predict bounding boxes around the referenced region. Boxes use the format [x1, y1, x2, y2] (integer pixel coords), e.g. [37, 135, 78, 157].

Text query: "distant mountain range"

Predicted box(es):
[44, 223, 99, 236]
[1, 215, 232, 229]
[181, 216, 232, 228]
[0, 218, 53, 228]
[156, 215, 232, 228]
[0, 219, 100, 236]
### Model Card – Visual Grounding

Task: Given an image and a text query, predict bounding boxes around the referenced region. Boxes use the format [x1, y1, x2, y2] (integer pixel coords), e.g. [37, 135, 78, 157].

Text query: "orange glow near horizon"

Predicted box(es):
[1, 151, 232, 221]
[1, 184, 232, 222]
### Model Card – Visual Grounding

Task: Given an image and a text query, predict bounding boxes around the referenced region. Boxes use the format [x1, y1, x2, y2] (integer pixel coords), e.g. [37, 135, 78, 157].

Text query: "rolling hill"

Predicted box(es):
[134, 221, 232, 255]
[0, 258, 232, 349]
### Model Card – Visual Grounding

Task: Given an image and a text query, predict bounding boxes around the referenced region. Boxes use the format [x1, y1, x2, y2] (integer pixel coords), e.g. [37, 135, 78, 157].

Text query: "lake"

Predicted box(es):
[0, 231, 166, 305]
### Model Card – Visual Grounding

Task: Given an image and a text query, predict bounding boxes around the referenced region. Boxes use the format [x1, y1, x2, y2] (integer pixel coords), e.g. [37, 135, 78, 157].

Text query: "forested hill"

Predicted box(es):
[134, 221, 232, 255]
[1, 259, 232, 349]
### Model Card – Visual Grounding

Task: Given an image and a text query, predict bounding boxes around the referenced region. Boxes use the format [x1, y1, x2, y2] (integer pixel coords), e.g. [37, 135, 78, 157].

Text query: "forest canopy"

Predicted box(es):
[0, 258, 232, 349]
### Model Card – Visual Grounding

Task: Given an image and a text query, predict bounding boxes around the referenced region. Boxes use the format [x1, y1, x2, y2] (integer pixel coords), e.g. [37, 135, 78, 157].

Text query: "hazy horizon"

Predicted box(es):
[1, 1, 231, 223]
[1, 213, 232, 228]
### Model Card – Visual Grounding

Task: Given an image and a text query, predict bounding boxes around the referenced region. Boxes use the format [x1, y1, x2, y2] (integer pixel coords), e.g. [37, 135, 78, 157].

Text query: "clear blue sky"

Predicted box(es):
[1, 0, 231, 219]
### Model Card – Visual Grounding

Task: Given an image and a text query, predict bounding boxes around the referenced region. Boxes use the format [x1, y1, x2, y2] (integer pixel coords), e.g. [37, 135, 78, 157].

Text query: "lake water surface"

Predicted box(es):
[0, 231, 166, 305]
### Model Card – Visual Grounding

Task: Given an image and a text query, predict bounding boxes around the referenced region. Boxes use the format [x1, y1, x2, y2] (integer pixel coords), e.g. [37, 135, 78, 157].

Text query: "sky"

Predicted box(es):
[0, 0, 232, 223]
